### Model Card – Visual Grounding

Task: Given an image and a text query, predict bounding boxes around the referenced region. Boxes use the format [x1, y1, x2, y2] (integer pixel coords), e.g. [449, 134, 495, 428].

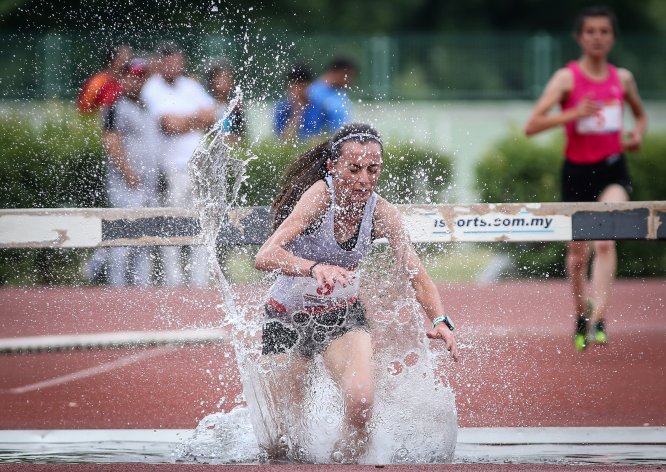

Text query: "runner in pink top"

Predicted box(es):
[524, 6, 647, 352]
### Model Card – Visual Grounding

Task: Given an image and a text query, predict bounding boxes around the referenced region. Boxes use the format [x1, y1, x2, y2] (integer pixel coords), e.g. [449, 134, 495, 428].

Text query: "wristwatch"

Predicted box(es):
[432, 315, 455, 331]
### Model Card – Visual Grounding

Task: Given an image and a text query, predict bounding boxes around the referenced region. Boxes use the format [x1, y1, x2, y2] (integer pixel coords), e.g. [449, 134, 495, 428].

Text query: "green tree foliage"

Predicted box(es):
[476, 131, 562, 204]
[1, 0, 664, 35]
[0, 109, 106, 209]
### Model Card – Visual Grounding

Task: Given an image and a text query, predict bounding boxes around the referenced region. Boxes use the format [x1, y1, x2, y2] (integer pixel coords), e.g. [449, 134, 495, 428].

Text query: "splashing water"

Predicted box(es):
[181, 87, 257, 457]
[180, 88, 457, 465]
[188, 87, 251, 318]
[181, 104, 458, 462]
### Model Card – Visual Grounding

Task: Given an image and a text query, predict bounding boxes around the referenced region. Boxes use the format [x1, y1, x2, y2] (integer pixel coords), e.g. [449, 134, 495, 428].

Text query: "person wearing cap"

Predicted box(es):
[93, 58, 161, 286]
[140, 43, 218, 287]
[273, 64, 319, 140]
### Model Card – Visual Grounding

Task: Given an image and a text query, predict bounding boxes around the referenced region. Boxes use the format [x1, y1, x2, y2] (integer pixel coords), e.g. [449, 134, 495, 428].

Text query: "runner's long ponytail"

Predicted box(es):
[271, 141, 331, 231]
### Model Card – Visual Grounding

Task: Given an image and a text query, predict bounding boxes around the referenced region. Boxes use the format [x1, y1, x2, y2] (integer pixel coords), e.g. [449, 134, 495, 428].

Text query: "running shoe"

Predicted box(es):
[592, 319, 608, 345]
[573, 315, 588, 352]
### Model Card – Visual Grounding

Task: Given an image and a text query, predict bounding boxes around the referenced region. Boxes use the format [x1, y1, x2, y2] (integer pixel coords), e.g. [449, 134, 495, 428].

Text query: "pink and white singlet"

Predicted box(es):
[562, 61, 624, 164]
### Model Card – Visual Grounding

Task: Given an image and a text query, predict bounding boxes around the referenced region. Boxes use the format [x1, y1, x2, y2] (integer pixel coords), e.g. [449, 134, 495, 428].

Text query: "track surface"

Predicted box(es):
[2, 280, 664, 430]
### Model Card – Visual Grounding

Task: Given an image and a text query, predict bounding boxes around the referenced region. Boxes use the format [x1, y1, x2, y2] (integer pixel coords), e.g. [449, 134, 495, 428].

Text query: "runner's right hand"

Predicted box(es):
[311, 263, 353, 290]
[426, 325, 459, 362]
[576, 94, 601, 118]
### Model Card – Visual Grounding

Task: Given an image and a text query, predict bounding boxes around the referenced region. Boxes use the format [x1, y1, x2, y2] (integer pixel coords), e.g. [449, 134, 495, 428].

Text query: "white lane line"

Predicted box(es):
[0, 427, 664, 444]
[457, 426, 666, 444]
[6, 347, 174, 394]
[0, 429, 191, 443]
[0, 328, 229, 353]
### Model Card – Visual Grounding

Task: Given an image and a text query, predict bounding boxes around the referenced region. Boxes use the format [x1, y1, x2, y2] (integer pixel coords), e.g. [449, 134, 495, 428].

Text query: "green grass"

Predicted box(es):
[417, 244, 497, 282]
[221, 247, 264, 284]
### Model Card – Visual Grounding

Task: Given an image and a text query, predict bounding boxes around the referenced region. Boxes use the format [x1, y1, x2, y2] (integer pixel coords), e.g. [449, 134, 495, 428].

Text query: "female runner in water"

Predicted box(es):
[524, 6, 647, 351]
[254, 123, 458, 462]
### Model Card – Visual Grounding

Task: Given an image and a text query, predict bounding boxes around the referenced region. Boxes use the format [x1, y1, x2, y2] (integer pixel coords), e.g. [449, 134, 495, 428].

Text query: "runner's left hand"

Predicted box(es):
[311, 263, 353, 291]
[426, 325, 458, 362]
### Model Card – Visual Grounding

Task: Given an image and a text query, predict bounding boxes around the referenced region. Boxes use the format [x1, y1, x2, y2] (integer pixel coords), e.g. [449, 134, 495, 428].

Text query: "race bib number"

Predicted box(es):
[302, 270, 360, 310]
[576, 100, 622, 134]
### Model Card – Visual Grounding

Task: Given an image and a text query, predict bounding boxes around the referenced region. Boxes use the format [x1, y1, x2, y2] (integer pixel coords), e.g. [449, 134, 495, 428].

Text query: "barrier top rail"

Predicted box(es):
[1, 201, 665, 249]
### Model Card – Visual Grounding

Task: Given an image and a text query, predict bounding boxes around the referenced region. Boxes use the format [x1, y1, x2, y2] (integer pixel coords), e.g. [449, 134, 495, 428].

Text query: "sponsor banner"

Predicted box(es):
[403, 208, 573, 242]
[402, 210, 453, 243]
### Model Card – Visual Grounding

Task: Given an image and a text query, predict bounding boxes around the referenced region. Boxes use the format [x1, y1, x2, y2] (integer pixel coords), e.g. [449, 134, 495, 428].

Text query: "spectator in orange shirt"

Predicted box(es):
[77, 44, 133, 114]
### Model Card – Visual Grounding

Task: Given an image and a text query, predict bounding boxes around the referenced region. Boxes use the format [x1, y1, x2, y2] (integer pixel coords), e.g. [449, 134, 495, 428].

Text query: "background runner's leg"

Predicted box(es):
[108, 246, 131, 286]
[591, 184, 630, 324]
[567, 241, 591, 317]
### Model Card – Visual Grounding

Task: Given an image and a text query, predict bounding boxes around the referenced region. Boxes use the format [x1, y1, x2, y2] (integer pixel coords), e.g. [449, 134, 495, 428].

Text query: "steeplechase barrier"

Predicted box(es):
[1, 201, 665, 249]
[1, 201, 664, 354]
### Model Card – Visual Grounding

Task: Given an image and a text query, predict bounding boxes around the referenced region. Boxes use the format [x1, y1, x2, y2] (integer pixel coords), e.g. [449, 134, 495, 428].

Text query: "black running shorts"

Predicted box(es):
[262, 300, 369, 358]
[561, 153, 632, 202]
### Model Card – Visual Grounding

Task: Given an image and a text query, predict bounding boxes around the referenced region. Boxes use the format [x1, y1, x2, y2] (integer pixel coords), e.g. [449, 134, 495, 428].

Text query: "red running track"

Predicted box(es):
[1, 280, 664, 431]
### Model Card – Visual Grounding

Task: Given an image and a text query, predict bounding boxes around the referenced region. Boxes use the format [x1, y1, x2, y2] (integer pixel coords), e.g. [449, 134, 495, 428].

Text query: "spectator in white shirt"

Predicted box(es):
[101, 58, 161, 286]
[141, 42, 217, 286]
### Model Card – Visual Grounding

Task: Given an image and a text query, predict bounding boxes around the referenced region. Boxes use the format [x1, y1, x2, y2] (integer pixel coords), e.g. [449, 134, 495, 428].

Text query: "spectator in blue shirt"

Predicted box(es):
[307, 57, 357, 135]
[274, 64, 318, 140]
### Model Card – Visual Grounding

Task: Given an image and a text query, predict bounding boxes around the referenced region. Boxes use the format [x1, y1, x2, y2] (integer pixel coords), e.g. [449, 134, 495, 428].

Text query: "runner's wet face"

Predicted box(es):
[578, 16, 615, 59]
[331, 140, 383, 205]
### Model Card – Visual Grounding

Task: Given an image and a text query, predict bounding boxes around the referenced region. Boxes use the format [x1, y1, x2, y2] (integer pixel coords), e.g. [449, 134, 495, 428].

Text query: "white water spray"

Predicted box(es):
[179, 89, 265, 462]
[188, 88, 250, 318]
[179, 101, 458, 462]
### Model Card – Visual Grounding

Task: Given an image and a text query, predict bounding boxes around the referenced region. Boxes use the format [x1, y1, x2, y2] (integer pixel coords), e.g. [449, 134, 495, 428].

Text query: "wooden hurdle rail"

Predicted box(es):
[1, 201, 665, 248]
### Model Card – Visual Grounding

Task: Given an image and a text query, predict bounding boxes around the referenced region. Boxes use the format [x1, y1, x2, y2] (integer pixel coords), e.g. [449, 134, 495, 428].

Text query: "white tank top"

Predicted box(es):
[268, 176, 378, 313]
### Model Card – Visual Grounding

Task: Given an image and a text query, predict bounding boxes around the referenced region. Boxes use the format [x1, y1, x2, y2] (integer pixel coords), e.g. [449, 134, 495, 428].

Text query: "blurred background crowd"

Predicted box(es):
[1, 0, 665, 286]
[77, 40, 359, 287]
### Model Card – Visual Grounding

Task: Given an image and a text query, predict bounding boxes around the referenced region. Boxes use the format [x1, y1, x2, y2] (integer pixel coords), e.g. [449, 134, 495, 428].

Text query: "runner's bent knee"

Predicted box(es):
[594, 240, 616, 256]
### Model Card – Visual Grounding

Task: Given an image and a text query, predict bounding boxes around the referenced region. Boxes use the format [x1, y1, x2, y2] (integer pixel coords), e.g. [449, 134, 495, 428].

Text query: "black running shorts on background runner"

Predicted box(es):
[561, 153, 632, 202]
[262, 300, 369, 358]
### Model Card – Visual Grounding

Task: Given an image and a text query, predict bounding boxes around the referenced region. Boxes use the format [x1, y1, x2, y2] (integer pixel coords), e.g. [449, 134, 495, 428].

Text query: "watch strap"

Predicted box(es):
[432, 315, 454, 331]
